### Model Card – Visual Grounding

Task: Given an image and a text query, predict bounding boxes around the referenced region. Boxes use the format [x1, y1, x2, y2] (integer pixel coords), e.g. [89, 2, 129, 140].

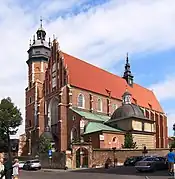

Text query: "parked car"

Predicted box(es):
[135, 156, 168, 172]
[23, 159, 41, 170]
[124, 156, 145, 166]
[19, 161, 25, 169]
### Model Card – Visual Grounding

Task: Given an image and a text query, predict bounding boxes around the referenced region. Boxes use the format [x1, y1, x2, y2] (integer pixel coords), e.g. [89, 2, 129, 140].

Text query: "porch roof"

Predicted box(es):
[84, 122, 123, 135]
[71, 108, 110, 122]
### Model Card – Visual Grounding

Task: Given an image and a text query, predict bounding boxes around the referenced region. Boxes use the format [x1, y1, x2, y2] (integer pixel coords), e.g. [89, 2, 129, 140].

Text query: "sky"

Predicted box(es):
[0, 0, 175, 137]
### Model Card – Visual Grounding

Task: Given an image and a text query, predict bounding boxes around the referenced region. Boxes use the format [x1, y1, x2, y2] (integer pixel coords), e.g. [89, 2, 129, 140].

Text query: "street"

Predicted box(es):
[20, 166, 174, 179]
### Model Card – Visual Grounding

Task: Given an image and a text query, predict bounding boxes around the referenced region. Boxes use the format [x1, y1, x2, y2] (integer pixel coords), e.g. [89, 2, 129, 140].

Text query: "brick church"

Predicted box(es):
[25, 22, 168, 155]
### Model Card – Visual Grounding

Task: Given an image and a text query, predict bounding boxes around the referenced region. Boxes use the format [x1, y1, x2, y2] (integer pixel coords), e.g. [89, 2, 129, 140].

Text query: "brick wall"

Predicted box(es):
[92, 148, 170, 167]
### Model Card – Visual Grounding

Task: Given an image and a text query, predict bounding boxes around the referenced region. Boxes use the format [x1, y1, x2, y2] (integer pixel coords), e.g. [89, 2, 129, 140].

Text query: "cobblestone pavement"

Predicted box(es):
[20, 166, 174, 179]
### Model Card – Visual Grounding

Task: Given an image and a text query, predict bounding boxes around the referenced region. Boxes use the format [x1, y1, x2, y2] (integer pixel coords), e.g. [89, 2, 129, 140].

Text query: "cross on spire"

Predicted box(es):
[40, 16, 43, 28]
[126, 52, 129, 63]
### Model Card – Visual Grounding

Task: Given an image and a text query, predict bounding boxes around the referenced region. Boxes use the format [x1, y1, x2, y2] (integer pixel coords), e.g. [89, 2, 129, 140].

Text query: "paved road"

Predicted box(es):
[20, 167, 173, 179]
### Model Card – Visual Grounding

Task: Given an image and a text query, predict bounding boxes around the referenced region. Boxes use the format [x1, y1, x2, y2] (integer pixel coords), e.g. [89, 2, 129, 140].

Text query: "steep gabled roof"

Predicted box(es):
[63, 53, 163, 113]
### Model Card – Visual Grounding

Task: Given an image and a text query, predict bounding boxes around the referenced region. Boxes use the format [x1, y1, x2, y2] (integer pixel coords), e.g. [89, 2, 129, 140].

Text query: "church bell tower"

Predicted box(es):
[25, 18, 51, 155]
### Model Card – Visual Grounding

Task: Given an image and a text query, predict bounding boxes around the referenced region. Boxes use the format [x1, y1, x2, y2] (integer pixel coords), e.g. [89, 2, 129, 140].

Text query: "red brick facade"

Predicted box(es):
[25, 37, 168, 155]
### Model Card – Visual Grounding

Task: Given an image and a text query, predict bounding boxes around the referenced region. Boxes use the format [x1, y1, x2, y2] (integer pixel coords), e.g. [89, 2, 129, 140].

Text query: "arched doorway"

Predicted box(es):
[47, 97, 59, 150]
[76, 147, 88, 168]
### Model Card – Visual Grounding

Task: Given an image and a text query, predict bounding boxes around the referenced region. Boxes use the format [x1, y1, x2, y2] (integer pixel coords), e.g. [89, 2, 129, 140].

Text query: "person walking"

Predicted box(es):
[12, 159, 19, 179]
[4, 157, 13, 179]
[166, 148, 175, 176]
[0, 158, 5, 179]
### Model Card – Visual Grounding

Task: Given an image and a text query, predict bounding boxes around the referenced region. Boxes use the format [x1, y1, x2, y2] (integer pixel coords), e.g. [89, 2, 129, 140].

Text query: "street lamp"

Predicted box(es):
[112, 147, 116, 168]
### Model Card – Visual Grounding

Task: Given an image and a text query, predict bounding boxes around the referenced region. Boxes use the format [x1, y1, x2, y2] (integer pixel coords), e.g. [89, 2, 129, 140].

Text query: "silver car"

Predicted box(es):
[135, 156, 168, 172]
[23, 159, 41, 170]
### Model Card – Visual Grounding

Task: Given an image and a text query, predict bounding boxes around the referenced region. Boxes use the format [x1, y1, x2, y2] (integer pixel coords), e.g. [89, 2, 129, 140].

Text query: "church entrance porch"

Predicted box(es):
[76, 147, 88, 168]
[72, 142, 92, 169]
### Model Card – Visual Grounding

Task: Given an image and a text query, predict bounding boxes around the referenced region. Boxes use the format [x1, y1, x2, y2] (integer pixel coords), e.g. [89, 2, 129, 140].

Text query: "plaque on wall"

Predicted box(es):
[99, 135, 104, 141]
[80, 120, 85, 129]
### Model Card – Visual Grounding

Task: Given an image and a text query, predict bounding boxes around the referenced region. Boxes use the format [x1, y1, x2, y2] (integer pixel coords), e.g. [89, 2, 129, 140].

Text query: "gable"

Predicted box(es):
[63, 52, 163, 113]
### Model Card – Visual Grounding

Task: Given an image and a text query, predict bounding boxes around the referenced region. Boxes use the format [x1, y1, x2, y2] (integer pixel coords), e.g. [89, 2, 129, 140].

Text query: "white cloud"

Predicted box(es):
[149, 76, 175, 137]
[149, 76, 175, 101]
[1, 0, 175, 136]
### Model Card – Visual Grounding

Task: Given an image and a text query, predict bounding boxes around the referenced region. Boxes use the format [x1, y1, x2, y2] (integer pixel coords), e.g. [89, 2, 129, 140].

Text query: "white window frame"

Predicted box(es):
[77, 93, 85, 108]
[97, 98, 102, 112]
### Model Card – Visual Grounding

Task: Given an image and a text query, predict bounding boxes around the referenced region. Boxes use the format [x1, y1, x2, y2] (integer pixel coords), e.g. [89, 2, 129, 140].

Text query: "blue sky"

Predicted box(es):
[0, 0, 175, 137]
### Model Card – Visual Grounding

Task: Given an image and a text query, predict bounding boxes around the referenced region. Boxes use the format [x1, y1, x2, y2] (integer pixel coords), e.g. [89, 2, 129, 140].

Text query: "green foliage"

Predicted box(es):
[0, 97, 22, 136]
[122, 132, 137, 149]
[39, 135, 52, 153]
[171, 137, 175, 148]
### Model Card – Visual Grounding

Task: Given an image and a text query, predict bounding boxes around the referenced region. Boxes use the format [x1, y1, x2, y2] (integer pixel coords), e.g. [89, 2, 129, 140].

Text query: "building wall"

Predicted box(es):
[101, 133, 124, 149]
[92, 148, 170, 167]
[25, 39, 168, 154]
[132, 134, 155, 149]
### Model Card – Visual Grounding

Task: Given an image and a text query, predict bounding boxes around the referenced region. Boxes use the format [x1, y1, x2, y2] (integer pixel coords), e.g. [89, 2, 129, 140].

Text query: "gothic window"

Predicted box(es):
[70, 128, 77, 143]
[97, 98, 102, 111]
[52, 63, 56, 88]
[77, 94, 85, 108]
[112, 104, 118, 111]
[29, 97, 32, 104]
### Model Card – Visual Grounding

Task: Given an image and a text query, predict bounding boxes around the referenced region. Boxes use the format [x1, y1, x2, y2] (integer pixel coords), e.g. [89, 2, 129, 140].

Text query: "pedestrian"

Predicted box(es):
[0, 158, 5, 179]
[4, 156, 13, 179]
[12, 159, 19, 179]
[165, 148, 175, 176]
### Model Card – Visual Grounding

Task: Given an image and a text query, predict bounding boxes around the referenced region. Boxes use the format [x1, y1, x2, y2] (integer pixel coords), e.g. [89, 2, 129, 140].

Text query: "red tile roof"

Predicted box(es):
[63, 53, 164, 113]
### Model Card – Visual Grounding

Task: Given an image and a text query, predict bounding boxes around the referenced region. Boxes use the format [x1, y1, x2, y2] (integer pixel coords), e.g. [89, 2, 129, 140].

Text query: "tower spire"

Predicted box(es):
[123, 53, 134, 87]
[126, 52, 129, 63]
[40, 16, 43, 28]
[36, 17, 46, 41]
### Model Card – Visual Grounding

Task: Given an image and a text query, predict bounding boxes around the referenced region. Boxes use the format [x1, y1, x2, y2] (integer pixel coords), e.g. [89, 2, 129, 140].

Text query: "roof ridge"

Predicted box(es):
[62, 52, 164, 113]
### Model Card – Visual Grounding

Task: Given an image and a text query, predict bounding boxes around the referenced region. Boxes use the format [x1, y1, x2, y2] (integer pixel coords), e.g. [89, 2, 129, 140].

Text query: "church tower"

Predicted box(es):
[25, 19, 51, 155]
[26, 18, 51, 86]
[123, 53, 134, 87]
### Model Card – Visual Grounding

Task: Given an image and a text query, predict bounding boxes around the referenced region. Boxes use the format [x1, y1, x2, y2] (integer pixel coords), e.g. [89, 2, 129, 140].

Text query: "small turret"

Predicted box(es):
[123, 53, 134, 87]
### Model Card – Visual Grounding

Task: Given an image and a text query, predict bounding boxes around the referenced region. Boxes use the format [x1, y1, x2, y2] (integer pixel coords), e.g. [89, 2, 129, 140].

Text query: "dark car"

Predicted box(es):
[135, 156, 168, 172]
[124, 156, 144, 166]
[23, 159, 41, 170]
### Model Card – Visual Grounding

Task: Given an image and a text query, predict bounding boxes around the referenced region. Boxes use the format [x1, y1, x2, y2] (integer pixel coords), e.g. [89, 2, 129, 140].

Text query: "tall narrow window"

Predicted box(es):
[77, 94, 85, 108]
[97, 98, 102, 112]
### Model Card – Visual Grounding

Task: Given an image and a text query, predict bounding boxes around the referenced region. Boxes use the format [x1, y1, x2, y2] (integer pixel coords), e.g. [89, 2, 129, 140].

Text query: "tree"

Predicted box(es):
[122, 132, 137, 148]
[173, 124, 175, 136]
[0, 97, 22, 160]
[38, 135, 52, 153]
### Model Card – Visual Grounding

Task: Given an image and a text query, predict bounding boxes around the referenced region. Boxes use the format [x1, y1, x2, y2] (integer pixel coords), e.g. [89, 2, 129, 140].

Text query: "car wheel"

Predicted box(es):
[136, 169, 141, 173]
[151, 166, 156, 172]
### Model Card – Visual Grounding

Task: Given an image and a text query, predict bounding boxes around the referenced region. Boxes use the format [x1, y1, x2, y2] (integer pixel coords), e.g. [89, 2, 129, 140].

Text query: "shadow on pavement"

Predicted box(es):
[70, 166, 170, 177]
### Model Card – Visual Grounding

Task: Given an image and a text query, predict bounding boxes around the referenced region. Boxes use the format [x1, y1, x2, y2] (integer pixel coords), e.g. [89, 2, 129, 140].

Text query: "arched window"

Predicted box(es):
[97, 98, 102, 111]
[112, 104, 118, 111]
[77, 94, 85, 108]
[111, 137, 120, 149]
[70, 128, 77, 142]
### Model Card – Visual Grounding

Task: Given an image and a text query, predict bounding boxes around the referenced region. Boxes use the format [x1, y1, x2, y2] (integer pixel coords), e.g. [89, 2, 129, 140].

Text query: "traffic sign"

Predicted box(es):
[48, 149, 52, 156]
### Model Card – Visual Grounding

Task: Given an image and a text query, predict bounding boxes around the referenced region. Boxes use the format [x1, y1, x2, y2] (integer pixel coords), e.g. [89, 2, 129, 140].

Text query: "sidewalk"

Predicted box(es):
[42, 167, 89, 173]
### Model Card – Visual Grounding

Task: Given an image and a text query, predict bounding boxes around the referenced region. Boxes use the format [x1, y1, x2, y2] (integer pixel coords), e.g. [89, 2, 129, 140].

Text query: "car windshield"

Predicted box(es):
[31, 160, 40, 163]
[143, 157, 157, 161]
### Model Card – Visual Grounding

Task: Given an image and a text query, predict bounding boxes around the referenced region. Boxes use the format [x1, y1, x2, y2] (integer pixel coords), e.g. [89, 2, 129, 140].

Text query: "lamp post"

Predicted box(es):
[112, 147, 116, 168]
